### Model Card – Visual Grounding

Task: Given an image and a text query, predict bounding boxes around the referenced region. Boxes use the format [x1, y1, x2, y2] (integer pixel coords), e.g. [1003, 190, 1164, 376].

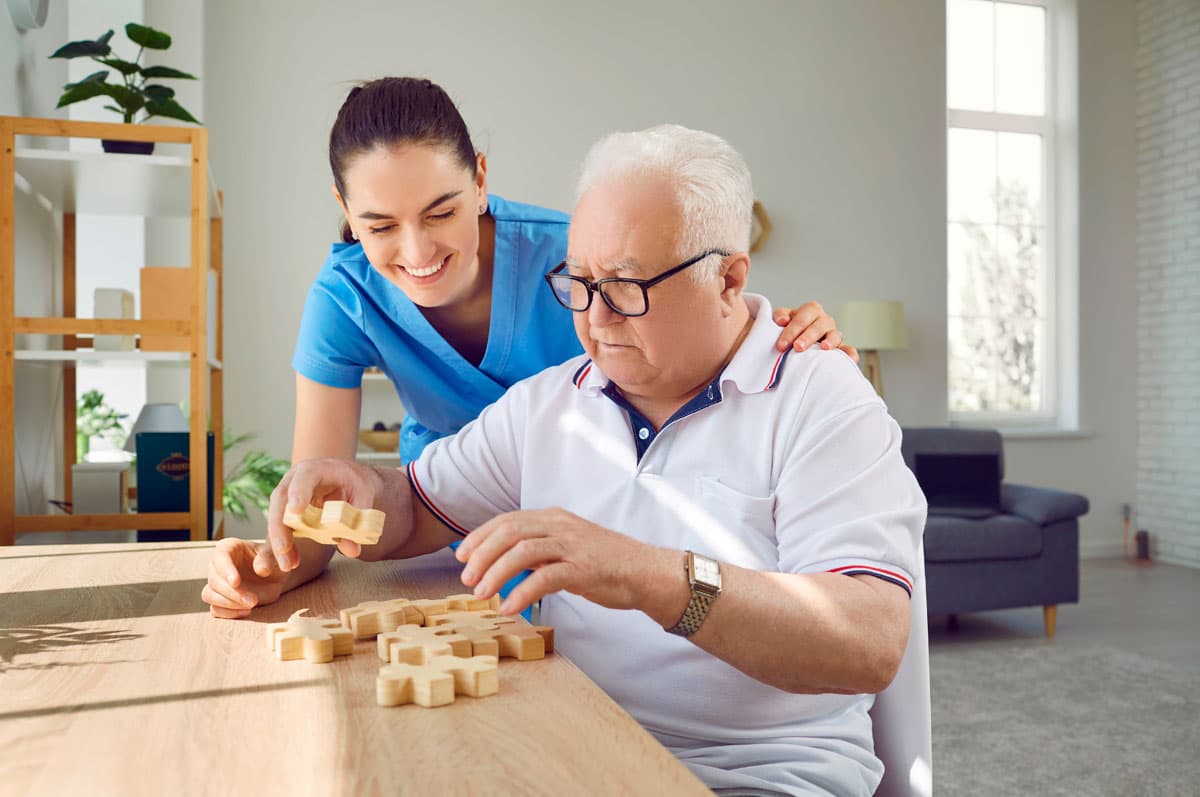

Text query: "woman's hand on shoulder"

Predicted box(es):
[772, 301, 859, 363]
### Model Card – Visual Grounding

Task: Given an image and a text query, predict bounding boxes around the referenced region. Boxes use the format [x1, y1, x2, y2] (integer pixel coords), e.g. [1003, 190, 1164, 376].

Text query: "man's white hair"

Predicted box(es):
[575, 124, 754, 282]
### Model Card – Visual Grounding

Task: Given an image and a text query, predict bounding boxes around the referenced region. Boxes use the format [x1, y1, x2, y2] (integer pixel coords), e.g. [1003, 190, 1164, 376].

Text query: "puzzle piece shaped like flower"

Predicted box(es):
[266, 609, 354, 663]
[283, 500, 384, 547]
[376, 654, 499, 707]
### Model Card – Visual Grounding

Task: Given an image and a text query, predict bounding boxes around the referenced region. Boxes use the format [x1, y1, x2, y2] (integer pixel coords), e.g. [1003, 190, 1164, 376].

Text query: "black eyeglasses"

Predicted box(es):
[544, 249, 730, 318]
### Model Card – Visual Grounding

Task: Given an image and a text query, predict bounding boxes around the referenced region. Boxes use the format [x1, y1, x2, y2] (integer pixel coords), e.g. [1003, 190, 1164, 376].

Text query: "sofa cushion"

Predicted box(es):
[923, 513, 1044, 562]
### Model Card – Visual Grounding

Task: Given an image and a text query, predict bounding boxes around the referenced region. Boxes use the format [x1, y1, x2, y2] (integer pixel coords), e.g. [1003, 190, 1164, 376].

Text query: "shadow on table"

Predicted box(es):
[0, 678, 328, 721]
[0, 624, 144, 674]
[0, 578, 209, 626]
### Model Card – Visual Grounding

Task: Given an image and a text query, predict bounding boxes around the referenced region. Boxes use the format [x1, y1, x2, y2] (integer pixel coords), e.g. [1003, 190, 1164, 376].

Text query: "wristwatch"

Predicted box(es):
[666, 550, 722, 637]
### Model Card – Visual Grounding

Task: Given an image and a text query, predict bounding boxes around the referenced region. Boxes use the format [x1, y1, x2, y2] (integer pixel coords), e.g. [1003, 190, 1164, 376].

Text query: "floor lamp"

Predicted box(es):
[839, 301, 908, 398]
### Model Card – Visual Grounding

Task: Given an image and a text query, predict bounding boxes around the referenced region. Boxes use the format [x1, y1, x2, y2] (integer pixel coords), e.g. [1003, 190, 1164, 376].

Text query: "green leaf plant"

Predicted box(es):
[76, 389, 127, 462]
[222, 430, 290, 522]
[49, 23, 200, 125]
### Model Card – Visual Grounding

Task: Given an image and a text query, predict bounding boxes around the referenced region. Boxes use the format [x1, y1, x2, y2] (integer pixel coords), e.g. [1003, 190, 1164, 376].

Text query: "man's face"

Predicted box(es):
[566, 176, 732, 403]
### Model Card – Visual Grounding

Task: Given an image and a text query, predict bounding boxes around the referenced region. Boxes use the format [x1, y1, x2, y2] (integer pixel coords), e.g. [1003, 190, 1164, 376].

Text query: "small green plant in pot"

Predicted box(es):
[76, 389, 127, 461]
[49, 23, 200, 154]
[223, 430, 290, 522]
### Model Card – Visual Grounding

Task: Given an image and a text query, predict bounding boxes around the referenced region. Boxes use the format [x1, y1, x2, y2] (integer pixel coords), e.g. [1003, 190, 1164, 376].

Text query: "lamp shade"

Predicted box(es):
[838, 301, 908, 351]
[123, 403, 188, 452]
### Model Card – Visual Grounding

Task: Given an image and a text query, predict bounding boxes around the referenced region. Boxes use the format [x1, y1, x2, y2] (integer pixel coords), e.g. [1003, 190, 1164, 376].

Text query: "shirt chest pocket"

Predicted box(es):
[693, 476, 778, 565]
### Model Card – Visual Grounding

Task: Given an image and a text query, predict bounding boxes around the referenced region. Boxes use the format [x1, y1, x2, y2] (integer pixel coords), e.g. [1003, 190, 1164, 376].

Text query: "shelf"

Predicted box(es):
[363, 371, 390, 382]
[15, 510, 223, 534]
[15, 350, 222, 369]
[14, 147, 222, 218]
[3, 116, 223, 546]
[357, 450, 400, 462]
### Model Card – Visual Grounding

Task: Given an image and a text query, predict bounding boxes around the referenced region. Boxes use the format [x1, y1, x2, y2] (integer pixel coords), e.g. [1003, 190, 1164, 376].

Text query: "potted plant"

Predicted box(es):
[49, 23, 200, 154]
[76, 389, 127, 461]
[223, 430, 290, 522]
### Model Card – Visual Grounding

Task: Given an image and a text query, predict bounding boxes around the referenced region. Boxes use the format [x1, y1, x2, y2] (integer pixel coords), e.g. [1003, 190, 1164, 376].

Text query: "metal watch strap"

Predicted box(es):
[666, 552, 721, 637]
[666, 589, 717, 637]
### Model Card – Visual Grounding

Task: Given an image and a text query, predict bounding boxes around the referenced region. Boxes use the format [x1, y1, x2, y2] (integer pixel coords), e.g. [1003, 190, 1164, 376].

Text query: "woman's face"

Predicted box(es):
[336, 143, 487, 309]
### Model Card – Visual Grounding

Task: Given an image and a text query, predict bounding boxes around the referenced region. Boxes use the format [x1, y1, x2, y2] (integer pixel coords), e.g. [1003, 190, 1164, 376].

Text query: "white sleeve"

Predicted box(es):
[406, 381, 530, 537]
[773, 357, 926, 596]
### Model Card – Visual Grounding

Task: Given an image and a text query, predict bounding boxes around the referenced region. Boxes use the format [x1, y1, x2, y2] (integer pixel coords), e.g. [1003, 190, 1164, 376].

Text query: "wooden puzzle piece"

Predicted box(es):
[443, 621, 554, 661]
[283, 500, 384, 547]
[378, 624, 472, 664]
[443, 593, 502, 612]
[425, 609, 517, 629]
[405, 598, 449, 625]
[266, 609, 354, 663]
[339, 598, 423, 639]
[376, 654, 499, 707]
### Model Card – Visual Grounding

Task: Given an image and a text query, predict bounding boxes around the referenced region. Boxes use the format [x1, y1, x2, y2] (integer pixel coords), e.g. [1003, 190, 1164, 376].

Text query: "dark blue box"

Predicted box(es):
[135, 432, 214, 542]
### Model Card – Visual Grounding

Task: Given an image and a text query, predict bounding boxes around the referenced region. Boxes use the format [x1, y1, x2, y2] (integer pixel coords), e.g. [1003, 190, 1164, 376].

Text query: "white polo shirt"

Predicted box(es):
[409, 294, 926, 796]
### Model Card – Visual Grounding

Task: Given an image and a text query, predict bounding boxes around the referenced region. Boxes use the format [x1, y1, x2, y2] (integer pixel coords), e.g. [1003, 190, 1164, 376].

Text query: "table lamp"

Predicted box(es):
[123, 403, 189, 452]
[838, 301, 908, 397]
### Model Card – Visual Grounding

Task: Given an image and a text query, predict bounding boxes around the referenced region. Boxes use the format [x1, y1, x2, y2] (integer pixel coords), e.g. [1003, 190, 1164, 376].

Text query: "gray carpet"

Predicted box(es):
[931, 641, 1200, 795]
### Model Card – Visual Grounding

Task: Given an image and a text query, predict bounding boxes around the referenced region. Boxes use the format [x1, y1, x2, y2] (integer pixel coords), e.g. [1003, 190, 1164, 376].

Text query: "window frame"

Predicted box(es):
[946, 0, 1077, 432]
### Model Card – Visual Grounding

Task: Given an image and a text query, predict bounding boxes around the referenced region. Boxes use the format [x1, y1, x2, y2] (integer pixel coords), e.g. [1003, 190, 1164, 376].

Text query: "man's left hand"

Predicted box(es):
[455, 508, 650, 616]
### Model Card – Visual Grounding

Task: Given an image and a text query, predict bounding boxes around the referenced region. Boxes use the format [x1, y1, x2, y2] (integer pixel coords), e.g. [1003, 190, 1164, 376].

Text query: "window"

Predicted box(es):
[946, 0, 1073, 426]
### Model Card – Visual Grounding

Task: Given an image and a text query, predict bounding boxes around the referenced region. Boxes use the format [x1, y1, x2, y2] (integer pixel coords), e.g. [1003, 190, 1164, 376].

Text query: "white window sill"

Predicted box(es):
[948, 421, 1091, 440]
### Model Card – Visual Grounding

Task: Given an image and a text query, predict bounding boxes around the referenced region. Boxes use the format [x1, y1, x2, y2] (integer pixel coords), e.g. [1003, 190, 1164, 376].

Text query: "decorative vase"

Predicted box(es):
[101, 139, 155, 155]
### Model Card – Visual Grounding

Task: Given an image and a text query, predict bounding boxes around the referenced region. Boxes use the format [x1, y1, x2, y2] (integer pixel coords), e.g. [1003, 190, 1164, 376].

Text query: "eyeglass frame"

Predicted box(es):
[543, 248, 731, 318]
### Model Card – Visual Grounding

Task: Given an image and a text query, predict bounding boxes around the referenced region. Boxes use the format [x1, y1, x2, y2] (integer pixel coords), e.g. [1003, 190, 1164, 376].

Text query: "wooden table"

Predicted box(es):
[0, 542, 711, 796]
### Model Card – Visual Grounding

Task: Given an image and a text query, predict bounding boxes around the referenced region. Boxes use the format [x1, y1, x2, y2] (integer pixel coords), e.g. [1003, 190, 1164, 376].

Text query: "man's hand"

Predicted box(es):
[266, 458, 388, 571]
[455, 508, 654, 616]
[773, 301, 860, 363]
[202, 537, 287, 618]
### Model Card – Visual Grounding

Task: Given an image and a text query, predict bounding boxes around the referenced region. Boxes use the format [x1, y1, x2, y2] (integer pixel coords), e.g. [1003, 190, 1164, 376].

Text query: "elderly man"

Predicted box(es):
[205, 124, 925, 795]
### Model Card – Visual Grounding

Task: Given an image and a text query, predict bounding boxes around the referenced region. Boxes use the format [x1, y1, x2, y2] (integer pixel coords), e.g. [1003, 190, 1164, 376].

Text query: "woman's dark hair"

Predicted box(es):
[331, 77, 477, 243]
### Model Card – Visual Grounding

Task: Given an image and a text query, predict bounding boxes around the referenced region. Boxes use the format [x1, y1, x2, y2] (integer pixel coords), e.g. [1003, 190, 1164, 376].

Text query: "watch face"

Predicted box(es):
[693, 555, 721, 589]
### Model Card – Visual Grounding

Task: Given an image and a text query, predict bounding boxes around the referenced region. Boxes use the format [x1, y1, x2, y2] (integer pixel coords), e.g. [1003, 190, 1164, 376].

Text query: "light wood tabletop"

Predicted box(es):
[0, 542, 711, 796]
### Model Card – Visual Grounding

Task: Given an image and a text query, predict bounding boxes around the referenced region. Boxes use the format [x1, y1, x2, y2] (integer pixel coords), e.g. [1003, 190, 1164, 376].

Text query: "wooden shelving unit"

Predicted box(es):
[0, 116, 224, 544]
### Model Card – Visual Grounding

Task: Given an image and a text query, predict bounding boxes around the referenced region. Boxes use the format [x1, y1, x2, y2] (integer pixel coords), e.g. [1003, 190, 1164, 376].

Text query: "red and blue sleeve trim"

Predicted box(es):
[828, 564, 913, 597]
[406, 462, 470, 538]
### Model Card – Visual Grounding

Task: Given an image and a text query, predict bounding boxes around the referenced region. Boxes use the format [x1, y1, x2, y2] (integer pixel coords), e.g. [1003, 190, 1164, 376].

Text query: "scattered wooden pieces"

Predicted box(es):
[262, 593, 551, 709]
[283, 500, 384, 547]
[266, 609, 354, 663]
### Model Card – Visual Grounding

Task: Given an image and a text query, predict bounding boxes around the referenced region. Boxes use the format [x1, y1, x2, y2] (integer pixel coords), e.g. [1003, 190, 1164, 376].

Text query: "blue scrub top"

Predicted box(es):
[293, 194, 582, 463]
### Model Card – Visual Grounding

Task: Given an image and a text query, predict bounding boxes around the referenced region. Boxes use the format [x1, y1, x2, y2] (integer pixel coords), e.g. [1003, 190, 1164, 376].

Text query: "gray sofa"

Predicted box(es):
[901, 427, 1090, 637]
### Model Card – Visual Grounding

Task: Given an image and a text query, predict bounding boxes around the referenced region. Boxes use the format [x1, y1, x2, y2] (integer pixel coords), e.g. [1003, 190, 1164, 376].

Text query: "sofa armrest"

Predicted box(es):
[1002, 483, 1089, 526]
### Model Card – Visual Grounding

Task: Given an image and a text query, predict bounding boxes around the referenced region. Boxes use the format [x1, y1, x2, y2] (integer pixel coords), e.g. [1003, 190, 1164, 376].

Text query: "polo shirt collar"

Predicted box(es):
[569, 293, 790, 397]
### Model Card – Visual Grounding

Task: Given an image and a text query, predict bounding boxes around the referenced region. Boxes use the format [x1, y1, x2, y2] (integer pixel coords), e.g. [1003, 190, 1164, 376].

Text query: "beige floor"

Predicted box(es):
[928, 556, 1200, 670]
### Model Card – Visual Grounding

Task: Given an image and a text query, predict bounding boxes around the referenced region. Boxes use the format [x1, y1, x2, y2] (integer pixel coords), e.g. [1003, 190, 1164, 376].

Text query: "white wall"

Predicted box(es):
[4, 3, 69, 518]
[202, 0, 1141, 552]
[203, 0, 948, 537]
[1003, 0, 1141, 558]
[1135, 0, 1200, 568]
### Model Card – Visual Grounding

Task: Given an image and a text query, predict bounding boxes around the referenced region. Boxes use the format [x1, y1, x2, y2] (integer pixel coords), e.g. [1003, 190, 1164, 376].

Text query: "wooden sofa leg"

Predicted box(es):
[1043, 605, 1057, 638]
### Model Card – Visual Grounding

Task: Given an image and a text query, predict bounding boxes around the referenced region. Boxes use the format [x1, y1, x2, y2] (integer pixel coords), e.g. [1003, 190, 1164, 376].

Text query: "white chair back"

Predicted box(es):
[869, 548, 932, 797]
